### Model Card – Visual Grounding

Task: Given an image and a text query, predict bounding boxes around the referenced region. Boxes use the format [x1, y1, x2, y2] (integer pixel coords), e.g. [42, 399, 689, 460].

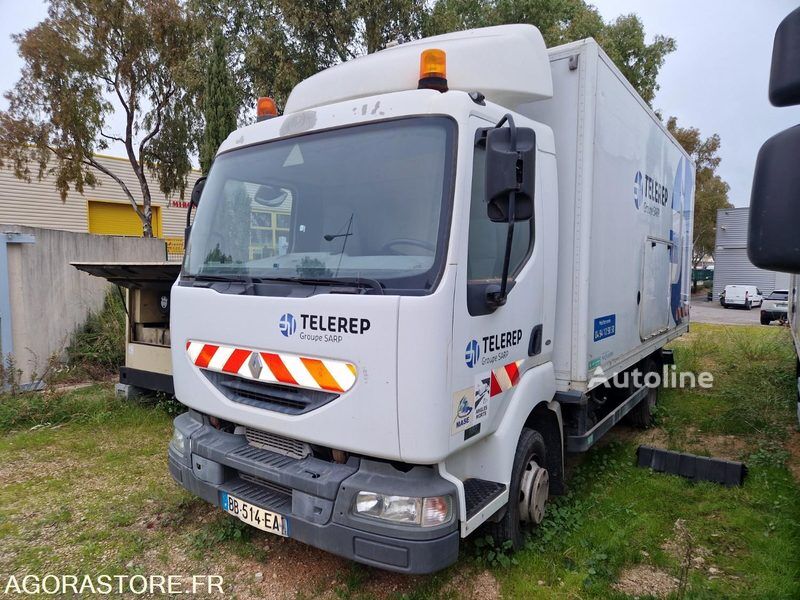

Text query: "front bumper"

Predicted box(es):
[168, 411, 459, 574]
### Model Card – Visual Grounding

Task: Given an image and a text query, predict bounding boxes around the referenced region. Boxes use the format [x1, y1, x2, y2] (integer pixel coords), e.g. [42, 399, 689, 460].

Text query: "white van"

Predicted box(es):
[722, 285, 763, 309]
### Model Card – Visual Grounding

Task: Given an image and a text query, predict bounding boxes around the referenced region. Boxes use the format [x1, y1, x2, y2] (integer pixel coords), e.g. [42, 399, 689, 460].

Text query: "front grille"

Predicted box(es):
[202, 370, 339, 415]
[239, 472, 293, 496]
[245, 428, 311, 460]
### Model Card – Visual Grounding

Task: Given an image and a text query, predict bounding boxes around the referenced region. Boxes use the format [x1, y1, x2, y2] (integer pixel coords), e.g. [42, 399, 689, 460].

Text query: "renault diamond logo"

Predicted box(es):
[248, 352, 262, 379]
[279, 313, 297, 337]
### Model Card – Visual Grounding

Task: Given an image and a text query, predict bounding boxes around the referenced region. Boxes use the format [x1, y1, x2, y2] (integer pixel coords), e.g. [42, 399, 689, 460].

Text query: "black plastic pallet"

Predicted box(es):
[637, 445, 747, 487]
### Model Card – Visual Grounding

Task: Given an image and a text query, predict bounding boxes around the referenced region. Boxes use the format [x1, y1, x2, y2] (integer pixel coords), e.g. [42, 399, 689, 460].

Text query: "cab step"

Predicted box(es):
[464, 478, 507, 520]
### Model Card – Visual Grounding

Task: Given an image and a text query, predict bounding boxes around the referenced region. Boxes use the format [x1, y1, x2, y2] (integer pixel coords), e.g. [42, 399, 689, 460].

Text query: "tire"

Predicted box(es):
[761, 314, 771, 325]
[627, 358, 659, 429]
[486, 428, 548, 550]
[746, 300, 752, 310]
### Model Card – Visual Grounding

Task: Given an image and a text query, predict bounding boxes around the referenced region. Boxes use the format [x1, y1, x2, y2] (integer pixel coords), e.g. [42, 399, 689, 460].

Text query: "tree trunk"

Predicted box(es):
[141, 194, 154, 238]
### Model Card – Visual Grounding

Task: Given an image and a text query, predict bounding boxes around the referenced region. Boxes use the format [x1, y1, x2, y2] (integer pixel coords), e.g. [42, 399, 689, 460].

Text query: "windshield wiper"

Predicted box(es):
[190, 274, 263, 292]
[259, 275, 385, 295]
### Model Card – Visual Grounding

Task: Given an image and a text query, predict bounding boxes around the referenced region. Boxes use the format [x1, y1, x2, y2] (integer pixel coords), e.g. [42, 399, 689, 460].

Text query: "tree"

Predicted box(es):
[425, 0, 675, 104]
[666, 117, 732, 278]
[0, 0, 198, 237]
[200, 30, 239, 174]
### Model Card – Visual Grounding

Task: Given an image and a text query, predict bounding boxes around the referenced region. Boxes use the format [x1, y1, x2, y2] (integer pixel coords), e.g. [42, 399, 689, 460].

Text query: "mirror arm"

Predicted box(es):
[487, 191, 516, 309]
[485, 113, 520, 311]
[184, 202, 194, 247]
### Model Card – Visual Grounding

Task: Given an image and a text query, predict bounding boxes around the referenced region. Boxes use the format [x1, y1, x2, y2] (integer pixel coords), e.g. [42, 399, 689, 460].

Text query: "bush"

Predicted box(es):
[66, 287, 126, 377]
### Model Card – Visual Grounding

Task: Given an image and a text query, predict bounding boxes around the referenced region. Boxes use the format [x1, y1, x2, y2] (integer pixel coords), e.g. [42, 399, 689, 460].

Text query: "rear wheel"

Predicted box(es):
[761, 313, 771, 325]
[746, 300, 752, 310]
[627, 358, 659, 428]
[486, 428, 548, 550]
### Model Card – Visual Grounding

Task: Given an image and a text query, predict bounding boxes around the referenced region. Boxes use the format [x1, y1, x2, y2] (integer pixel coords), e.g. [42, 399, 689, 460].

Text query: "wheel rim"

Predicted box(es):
[519, 458, 549, 524]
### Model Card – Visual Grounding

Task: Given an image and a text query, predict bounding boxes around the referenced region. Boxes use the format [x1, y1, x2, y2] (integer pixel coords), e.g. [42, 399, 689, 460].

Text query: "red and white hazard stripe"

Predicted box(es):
[490, 359, 524, 397]
[186, 341, 357, 393]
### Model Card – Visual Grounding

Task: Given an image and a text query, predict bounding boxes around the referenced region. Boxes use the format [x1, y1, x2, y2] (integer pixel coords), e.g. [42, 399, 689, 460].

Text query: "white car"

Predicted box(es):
[722, 284, 764, 310]
[761, 289, 789, 324]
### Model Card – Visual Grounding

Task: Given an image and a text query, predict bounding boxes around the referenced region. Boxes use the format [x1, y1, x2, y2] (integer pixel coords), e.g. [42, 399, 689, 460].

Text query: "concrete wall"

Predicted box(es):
[0, 225, 166, 385]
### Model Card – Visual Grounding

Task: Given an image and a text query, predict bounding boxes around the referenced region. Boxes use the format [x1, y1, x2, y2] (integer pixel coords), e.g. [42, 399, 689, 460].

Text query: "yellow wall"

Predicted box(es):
[87, 200, 162, 237]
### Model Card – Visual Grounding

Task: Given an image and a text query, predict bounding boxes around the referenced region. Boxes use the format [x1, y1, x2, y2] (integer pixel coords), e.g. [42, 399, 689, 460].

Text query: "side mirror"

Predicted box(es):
[485, 125, 535, 222]
[190, 176, 207, 208]
[769, 7, 800, 107]
[185, 176, 207, 247]
[748, 125, 800, 272]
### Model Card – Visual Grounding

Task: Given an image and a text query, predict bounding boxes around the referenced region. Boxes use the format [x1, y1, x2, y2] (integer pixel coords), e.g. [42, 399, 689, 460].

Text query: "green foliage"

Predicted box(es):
[190, 514, 252, 550]
[0, 385, 120, 433]
[425, 0, 676, 104]
[0, 0, 199, 237]
[472, 534, 518, 568]
[66, 288, 125, 376]
[151, 392, 185, 417]
[667, 116, 733, 269]
[200, 30, 239, 174]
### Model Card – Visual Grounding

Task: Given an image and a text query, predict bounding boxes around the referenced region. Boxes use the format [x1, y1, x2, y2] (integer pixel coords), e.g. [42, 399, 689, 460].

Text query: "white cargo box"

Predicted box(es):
[521, 39, 695, 391]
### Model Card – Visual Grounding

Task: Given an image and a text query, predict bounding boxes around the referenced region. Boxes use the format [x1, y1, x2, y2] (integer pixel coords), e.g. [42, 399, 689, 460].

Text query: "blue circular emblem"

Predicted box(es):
[465, 339, 480, 368]
[279, 313, 297, 337]
[634, 171, 643, 209]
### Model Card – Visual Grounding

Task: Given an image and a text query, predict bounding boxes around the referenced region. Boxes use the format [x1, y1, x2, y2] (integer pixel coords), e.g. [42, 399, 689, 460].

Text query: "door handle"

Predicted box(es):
[529, 324, 543, 356]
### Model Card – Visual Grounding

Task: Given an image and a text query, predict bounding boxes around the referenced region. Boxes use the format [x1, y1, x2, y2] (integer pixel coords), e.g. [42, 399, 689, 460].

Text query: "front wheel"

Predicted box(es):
[486, 428, 549, 550]
[746, 300, 752, 310]
[761, 313, 771, 325]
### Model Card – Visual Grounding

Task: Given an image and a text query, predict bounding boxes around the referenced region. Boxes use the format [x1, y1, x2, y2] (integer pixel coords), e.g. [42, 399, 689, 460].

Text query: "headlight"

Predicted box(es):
[354, 492, 452, 527]
[170, 428, 187, 455]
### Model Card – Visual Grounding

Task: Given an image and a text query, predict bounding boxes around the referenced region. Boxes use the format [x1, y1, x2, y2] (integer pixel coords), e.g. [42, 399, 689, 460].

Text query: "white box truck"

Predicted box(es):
[167, 25, 694, 573]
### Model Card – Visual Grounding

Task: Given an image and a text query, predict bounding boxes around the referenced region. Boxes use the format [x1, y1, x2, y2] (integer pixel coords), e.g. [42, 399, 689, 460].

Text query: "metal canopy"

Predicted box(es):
[71, 261, 181, 289]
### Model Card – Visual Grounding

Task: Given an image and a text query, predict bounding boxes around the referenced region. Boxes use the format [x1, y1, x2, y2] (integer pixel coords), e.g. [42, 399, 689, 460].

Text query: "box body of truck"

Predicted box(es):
[523, 40, 694, 392]
[166, 26, 694, 573]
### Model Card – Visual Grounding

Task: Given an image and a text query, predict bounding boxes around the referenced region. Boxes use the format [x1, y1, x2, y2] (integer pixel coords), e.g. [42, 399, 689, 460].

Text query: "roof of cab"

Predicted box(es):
[285, 25, 553, 114]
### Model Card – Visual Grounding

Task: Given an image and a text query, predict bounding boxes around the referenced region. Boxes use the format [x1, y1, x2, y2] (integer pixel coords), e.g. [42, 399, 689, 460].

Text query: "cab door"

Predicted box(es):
[448, 115, 549, 451]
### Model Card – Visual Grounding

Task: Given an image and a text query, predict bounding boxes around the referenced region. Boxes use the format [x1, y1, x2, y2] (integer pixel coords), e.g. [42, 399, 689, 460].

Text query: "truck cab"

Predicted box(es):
[168, 24, 692, 573]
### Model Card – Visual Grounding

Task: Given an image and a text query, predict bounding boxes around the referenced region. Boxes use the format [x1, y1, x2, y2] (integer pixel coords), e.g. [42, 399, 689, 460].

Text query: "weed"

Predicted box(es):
[749, 440, 790, 469]
[153, 391, 185, 416]
[190, 514, 252, 550]
[472, 534, 518, 568]
[66, 288, 125, 377]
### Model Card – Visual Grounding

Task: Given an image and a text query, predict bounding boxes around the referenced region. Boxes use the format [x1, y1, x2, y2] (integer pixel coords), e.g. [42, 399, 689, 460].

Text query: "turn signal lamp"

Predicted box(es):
[418, 48, 448, 92]
[256, 96, 278, 121]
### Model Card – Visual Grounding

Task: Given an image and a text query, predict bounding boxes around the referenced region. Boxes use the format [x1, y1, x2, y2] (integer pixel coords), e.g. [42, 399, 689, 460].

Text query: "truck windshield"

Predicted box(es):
[184, 117, 456, 292]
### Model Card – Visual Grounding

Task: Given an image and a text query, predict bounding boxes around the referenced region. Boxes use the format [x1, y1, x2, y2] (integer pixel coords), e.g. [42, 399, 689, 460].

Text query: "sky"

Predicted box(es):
[1, 0, 799, 207]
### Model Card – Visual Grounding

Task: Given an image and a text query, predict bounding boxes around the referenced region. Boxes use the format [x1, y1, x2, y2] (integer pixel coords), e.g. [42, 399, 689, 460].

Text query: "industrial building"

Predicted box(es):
[712, 207, 790, 301]
[0, 153, 198, 258]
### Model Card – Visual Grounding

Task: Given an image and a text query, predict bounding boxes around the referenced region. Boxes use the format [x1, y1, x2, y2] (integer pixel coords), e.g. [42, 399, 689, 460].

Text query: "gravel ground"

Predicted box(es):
[691, 301, 764, 325]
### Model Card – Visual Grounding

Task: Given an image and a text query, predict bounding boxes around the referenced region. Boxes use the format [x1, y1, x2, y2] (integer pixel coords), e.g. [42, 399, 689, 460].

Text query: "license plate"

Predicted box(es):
[220, 492, 289, 537]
